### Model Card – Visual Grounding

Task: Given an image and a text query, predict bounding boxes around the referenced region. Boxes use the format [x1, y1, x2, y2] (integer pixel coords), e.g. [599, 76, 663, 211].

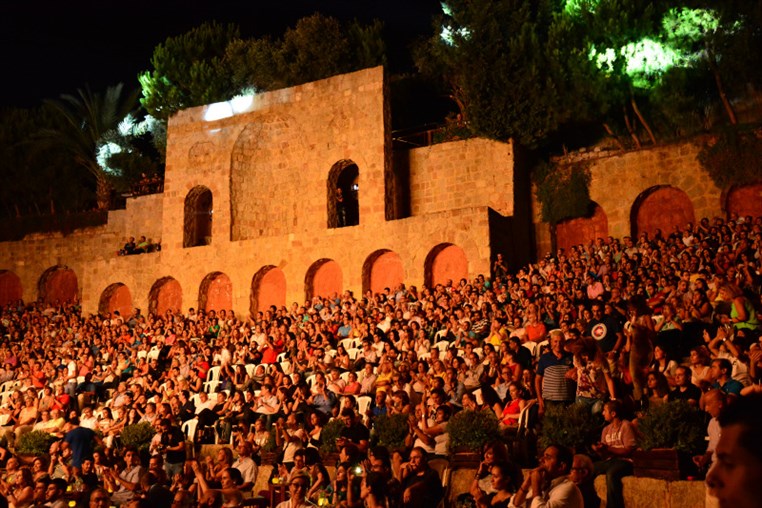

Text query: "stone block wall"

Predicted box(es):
[408, 138, 515, 217]
[534, 140, 725, 257]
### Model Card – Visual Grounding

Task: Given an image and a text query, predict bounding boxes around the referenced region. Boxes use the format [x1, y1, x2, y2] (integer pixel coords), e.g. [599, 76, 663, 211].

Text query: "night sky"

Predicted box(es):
[0, 0, 442, 109]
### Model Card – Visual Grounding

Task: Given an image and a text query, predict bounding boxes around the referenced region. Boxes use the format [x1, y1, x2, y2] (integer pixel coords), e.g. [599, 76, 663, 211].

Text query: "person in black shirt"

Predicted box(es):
[667, 366, 702, 405]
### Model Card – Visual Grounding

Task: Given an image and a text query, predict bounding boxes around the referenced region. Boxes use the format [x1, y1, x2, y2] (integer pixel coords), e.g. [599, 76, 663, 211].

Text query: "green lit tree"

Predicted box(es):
[139, 22, 241, 120]
[43, 84, 141, 210]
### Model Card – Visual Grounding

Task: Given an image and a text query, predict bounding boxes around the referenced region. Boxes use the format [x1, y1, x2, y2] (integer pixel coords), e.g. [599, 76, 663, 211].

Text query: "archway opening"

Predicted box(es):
[98, 283, 134, 318]
[327, 160, 359, 228]
[250, 266, 287, 315]
[424, 243, 468, 288]
[184, 186, 213, 247]
[198, 272, 232, 313]
[555, 202, 609, 252]
[38, 266, 78, 305]
[725, 183, 762, 219]
[362, 250, 404, 295]
[148, 277, 182, 316]
[0, 271, 22, 308]
[305, 259, 343, 301]
[631, 185, 695, 239]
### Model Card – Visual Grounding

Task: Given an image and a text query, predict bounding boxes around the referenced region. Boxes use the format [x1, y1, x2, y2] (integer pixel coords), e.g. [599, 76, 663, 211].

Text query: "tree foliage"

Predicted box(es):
[43, 84, 149, 210]
[533, 160, 593, 225]
[140, 15, 386, 120]
[0, 107, 91, 218]
[139, 22, 241, 120]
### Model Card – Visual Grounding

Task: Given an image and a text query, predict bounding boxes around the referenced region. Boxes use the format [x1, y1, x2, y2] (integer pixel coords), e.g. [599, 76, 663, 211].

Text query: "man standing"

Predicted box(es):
[586, 302, 624, 358]
[62, 417, 98, 475]
[706, 393, 762, 508]
[156, 418, 186, 480]
[536, 330, 575, 416]
[513, 444, 583, 508]
[694, 389, 726, 472]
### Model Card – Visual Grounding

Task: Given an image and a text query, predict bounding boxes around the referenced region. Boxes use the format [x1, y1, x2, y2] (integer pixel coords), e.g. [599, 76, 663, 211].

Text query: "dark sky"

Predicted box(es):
[0, 0, 441, 109]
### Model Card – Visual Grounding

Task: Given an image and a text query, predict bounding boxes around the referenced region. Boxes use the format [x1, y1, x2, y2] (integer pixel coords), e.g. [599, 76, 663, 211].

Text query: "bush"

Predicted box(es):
[637, 400, 705, 455]
[16, 431, 57, 456]
[538, 403, 601, 452]
[373, 413, 409, 451]
[319, 418, 346, 455]
[120, 422, 156, 453]
[448, 409, 500, 451]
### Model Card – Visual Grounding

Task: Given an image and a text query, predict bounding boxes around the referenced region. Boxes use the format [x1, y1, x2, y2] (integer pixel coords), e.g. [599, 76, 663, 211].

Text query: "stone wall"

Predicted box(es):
[408, 138, 515, 217]
[534, 141, 725, 257]
[0, 68, 503, 316]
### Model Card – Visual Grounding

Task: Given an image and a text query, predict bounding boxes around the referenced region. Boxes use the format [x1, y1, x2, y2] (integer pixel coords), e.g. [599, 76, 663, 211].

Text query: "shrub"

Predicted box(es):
[637, 400, 705, 455]
[319, 418, 346, 455]
[448, 409, 500, 451]
[17, 431, 57, 456]
[373, 413, 409, 451]
[538, 403, 600, 452]
[120, 422, 156, 453]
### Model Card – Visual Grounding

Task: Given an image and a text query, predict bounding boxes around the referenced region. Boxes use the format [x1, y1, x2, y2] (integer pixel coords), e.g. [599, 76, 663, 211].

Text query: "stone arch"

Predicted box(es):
[250, 266, 287, 315]
[305, 259, 343, 301]
[198, 272, 233, 313]
[424, 243, 468, 288]
[631, 185, 695, 238]
[183, 186, 213, 247]
[148, 277, 182, 316]
[38, 266, 78, 305]
[555, 202, 609, 252]
[327, 160, 360, 228]
[725, 183, 762, 219]
[362, 250, 404, 295]
[0, 271, 22, 308]
[98, 283, 134, 318]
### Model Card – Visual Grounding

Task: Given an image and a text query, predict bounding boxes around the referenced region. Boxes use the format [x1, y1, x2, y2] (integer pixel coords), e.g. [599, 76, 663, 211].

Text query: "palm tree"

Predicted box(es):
[44, 84, 140, 210]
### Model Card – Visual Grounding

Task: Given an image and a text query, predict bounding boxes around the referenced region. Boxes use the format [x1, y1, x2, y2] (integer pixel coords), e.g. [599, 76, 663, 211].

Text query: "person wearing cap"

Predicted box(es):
[276, 469, 313, 508]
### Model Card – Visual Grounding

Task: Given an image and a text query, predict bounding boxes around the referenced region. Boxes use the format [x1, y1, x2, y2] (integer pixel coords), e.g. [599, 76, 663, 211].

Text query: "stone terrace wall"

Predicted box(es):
[534, 140, 723, 257]
[162, 66, 389, 251]
[107, 193, 164, 246]
[408, 138, 515, 217]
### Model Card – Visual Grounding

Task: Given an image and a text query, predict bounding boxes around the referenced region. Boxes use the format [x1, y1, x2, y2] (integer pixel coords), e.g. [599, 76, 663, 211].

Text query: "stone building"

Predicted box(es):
[0, 66, 759, 317]
[0, 67, 527, 317]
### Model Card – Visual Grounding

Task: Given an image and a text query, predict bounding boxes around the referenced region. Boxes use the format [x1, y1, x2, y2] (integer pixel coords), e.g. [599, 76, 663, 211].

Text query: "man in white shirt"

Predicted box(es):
[513, 444, 583, 508]
[232, 441, 258, 492]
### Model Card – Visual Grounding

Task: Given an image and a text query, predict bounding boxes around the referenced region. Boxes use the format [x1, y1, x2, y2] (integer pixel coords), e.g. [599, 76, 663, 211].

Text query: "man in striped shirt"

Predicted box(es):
[535, 330, 575, 416]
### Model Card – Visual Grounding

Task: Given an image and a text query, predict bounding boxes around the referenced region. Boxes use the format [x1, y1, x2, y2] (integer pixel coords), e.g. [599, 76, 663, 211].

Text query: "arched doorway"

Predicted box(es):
[184, 186, 213, 247]
[38, 266, 78, 305]
[424, 243, 468, 288]
[327, 160, 359, 228]
[631, 186, 695, 238]
[0, 271, 22, 308]
[198, 272, 232, 313]
[98, 283, 134, 318]
[305, 259, 343, 301]
[250, 266, 287, 315]
[362, 250, 404, 295]
[556, 202, 609, 252]
[148, 277, 182, 316]
[725, 183, 762, 219]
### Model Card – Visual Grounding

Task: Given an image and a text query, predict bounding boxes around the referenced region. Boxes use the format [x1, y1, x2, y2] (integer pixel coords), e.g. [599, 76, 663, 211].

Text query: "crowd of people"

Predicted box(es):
[0, 212, 761, 508]
[118, 236, 161, 256]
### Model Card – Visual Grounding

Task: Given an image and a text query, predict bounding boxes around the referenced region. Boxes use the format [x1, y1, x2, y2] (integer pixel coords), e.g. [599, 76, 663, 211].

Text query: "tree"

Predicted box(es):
[139, 22, 241, 120]
[44, 84, 140, 210]
[228, 14, 386, 91]
[418, 0, 601, 148]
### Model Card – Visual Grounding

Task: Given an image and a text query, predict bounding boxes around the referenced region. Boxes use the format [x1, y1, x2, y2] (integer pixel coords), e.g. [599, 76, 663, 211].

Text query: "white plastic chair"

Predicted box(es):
[203, 366, 222, 393]
[356, 395, 372, 417]
[181, 419, 198, 441]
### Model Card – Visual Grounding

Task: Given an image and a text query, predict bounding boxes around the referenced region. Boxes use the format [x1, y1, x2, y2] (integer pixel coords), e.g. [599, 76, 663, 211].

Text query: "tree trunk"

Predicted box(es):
[603, 123, 627, 151]
[623, 108, 641, 149]
[631, 96, 656, 145]
[95, 173, 112, 211]
[706, 46, 737, 125]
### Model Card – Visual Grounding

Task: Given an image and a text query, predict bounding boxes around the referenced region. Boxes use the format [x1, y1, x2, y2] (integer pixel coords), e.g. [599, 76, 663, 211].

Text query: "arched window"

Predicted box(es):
[327, 161, 359, 228]
[184, 186, 213, 247]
